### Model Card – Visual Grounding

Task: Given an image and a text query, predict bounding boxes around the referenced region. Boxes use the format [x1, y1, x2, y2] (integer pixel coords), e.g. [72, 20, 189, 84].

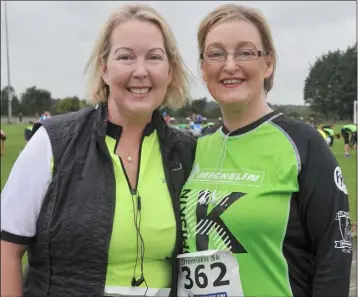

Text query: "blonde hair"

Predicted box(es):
[85, 3, 193, 109]
[197, 4, 277, 94]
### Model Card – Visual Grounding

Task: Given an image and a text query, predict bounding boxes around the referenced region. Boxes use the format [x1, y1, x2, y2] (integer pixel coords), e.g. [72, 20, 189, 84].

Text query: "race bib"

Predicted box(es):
[177, 250, 243, 297]
[104, 286, 170, 296]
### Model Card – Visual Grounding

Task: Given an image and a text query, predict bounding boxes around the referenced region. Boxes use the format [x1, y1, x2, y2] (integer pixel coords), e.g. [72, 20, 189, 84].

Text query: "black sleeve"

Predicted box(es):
[298, 129, 352, 296]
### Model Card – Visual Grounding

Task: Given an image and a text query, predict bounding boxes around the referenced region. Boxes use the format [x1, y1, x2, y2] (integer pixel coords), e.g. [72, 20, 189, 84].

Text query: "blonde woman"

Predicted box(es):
[178, 4, 352, 297]
[1, 4, 196, 297]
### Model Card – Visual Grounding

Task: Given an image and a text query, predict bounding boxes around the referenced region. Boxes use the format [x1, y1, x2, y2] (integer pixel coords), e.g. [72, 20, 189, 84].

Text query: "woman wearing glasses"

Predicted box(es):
[178, 4, 352, 297]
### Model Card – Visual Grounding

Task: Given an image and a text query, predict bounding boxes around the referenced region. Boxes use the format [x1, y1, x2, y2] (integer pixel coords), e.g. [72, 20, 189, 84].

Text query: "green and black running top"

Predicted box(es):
[179, 111, 352, 297]
[322, 127, 335, 137]
[342, 124, 357, 133]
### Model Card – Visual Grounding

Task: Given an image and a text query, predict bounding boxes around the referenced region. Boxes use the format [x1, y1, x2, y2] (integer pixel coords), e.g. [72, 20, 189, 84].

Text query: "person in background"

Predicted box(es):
[39, 112, 46, 121]
[39, 111, 51, 121]
[162, 111, 172, 124]
[0, 129, 6, 156]
[201, 117, 223, 136]
[192, 109, 203, 125]
[1, 4, 196, 297]
[308, 117, 316, 128]
[317, 127, 332, 146]
[321, 124, 340, 147]
[200, 121, 215, 135]
[187, 116, 202, 138]
[24, 121, 35, 143]
[178, 4, 352, 297]
[341, 124, 357, 157]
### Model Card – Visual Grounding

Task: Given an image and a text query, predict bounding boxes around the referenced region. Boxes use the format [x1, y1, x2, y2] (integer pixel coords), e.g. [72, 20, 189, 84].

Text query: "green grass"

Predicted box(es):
[0, 124, 29, 269]
[0, 122, 356, 271]
[1, 124, 28, 190]
[1, 123, 357, 219]
[327, 124, 357, 222]
[1, 123, 357, 221]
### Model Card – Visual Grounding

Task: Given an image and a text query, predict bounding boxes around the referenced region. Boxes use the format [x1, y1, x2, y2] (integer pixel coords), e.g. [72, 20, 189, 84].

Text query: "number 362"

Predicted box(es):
[181, 262, 230, 290]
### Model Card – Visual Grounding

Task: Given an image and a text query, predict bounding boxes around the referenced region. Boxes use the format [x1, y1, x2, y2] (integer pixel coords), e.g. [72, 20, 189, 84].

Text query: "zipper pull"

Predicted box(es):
[132, 189, 137, 195]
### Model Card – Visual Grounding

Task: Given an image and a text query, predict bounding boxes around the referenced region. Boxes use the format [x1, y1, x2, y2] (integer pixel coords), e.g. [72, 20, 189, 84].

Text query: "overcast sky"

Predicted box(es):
[1, 1, 356, 105]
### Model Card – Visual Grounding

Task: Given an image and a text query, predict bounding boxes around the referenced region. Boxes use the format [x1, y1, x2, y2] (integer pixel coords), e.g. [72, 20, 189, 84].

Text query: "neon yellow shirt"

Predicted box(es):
[105, 129, 176, 288]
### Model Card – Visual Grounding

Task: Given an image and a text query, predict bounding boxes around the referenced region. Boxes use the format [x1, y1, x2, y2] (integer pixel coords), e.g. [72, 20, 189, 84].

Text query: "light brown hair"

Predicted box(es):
[197, 4, 277, 94]
[85, 3, 193, 109]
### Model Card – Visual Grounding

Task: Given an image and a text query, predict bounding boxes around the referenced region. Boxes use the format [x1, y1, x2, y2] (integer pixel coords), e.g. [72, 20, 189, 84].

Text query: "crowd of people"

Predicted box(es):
[171, 113, 357, 157]
[301, 117, 357, 157]
[0, 3, 355, 297]
[3, 108, 356, 159]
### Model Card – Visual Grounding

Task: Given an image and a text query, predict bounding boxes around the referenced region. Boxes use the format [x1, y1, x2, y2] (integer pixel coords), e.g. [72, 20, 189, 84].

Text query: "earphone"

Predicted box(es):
[130, 190, 148, 295]
[131, 275, 145, 287]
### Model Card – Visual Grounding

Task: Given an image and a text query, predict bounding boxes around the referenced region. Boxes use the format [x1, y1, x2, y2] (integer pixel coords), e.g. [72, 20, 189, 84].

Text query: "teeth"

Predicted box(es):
[129, 88, 150, 94]
[223, 79, 242, 85]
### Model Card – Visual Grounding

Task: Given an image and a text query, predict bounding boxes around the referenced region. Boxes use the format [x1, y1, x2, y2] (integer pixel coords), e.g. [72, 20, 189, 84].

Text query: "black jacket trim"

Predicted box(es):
[1, 230, 33, 245]
[222, 110, 280, 136]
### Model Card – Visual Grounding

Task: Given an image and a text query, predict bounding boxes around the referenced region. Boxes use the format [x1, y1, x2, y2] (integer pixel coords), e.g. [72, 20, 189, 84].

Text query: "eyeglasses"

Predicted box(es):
[200, 49, 269, 63]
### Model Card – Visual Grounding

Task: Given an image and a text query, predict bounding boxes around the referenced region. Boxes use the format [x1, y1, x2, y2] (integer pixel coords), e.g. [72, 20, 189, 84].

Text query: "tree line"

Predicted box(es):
[0, 86, 88, 118]
[0, 86, 314, 121]
[1, 43, 356, 122]
[304, 43, 357, 121]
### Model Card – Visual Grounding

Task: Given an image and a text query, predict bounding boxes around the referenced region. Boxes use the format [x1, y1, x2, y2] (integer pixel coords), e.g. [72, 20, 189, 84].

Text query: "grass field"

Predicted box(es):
[0, 122, 357, 270]
[1, 122, 357, 223]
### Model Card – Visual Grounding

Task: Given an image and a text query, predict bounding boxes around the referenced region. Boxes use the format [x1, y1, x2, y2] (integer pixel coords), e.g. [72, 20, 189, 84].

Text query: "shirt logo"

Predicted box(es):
[334, 211, 352, 253]
[334, 166, 348, 195]
[188, 163, 265, 187]
[180, 189, 247, 254]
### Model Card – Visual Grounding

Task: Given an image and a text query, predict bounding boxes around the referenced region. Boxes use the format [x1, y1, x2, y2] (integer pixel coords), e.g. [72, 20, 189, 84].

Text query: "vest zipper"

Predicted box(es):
[160, 141, 182, 297]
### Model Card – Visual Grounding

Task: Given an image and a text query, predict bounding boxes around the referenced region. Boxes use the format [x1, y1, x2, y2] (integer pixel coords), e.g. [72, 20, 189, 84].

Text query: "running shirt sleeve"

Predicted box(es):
[297, 128, 352, 296]
[1, 126, 53, 245]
